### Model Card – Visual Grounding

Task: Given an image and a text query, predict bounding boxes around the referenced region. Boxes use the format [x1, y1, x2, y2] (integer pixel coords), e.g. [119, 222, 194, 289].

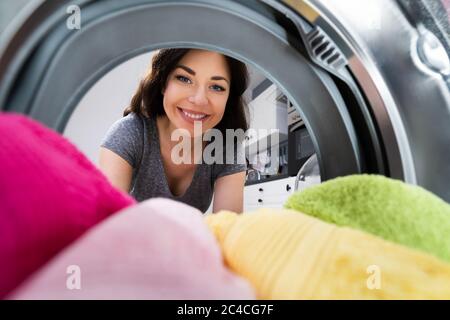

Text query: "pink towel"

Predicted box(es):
[0, 113, 135, 298]
[9, 198, 255, 300]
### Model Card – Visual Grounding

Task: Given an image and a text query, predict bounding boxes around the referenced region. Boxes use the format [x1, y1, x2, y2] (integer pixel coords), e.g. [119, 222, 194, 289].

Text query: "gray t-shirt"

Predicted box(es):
[100, 113, 247, 213]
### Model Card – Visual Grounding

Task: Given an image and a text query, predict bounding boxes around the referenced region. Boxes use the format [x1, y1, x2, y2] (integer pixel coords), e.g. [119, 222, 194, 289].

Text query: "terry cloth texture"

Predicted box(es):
[101, 113, 247, 213]
[205, 209, 450, 299]
[0, 113, 135, 299]
[10, 198, 255, 300]
[284, 174, 450, 262]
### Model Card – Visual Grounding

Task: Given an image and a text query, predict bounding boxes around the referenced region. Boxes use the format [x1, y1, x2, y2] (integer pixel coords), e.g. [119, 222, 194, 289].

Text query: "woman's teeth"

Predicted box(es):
[181, 109, 207, 120]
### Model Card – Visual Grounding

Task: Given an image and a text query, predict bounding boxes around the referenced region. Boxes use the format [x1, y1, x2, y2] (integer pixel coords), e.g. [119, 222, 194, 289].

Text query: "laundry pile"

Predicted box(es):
[284, 174, 450, 263]
[206, 205, 450, 299]
[0, 113, 135, 299]
[10, 198, 255, 300]
[1, 112, 450, 299]
[206, 175, 450, 299]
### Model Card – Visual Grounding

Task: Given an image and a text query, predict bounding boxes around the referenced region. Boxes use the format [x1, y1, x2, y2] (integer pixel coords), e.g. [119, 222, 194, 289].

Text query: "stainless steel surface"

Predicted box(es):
[282, 0, 450, 201]
[294, 153, 321, 191]
[246, 168, 261, 183]
[416, 27, 450, 75]
[283, 0, 415, 184]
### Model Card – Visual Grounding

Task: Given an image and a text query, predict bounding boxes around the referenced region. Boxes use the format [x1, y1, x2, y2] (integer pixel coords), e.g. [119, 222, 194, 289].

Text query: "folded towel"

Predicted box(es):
[0, 113, 135, 298]
[205, 208, 450, 299]
[284, 174, 450, 262]
[9, 198, 255, 300]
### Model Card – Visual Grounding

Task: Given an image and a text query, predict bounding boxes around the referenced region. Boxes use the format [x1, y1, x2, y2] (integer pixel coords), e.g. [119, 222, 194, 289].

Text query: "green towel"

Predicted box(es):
[284, 174, 450, 262]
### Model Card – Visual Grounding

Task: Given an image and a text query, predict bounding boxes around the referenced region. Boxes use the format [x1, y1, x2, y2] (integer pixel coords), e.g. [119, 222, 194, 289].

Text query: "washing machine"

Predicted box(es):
[0, 0, 449, 201]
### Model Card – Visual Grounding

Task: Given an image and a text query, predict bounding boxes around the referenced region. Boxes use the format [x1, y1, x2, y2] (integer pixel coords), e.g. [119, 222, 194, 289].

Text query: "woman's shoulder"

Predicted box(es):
[102, 113, 149, 149]
[119, 112, 145, 126]
[108, 112, 149, 135]
[100, 113, 148, 168]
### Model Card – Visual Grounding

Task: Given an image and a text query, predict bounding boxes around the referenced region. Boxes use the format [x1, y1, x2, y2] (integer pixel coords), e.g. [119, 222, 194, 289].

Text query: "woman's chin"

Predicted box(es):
[176, 120, 212, 136]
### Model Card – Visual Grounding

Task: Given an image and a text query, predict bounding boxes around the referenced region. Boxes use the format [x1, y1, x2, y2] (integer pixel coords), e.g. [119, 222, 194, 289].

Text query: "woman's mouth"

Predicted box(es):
[177, 107, 210, 123]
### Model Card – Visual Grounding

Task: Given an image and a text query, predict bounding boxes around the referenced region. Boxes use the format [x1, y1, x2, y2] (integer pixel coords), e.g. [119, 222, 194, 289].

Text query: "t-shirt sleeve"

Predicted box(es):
[100, 113, 143, 168]
[213, 140, 248, 179]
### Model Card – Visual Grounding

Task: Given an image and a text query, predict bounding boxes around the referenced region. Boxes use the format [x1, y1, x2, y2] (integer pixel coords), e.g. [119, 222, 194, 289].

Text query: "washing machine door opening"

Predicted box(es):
[0, 0, 448, 201]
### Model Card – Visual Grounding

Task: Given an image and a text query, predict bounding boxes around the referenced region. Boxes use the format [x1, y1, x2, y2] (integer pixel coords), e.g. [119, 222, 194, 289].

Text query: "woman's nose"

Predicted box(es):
[188, 87, 208, 106]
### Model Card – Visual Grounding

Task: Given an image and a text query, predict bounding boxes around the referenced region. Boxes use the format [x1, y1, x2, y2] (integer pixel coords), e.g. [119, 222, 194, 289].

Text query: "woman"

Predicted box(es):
[99, 48, 249, 213]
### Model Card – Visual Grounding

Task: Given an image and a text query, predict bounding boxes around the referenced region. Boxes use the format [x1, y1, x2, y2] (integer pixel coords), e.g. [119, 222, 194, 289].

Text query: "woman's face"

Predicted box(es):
[162, 49, 231, 137]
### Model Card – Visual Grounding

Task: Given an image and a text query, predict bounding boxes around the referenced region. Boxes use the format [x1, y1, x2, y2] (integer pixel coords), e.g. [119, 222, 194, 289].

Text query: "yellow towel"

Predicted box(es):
[205, 208, 450, 299]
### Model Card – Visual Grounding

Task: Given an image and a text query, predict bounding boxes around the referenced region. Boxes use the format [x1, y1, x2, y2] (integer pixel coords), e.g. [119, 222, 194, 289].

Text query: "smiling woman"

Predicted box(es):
[98, 48, 249, 213]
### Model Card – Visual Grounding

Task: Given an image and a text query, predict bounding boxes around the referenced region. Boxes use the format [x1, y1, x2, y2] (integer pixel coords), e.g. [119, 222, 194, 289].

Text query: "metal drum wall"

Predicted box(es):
[0, 0, 449, 202]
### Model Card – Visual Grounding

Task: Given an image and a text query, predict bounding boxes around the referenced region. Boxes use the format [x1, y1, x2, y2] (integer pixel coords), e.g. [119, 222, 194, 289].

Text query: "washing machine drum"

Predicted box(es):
[0, 0, 449, 201]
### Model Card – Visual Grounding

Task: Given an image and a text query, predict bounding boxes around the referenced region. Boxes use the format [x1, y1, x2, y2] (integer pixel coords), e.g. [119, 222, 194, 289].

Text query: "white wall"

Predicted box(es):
[63, 51, 156, 164]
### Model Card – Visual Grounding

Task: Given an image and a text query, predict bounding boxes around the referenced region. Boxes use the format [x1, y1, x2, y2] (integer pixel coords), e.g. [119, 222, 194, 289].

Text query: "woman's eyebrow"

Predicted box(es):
[175, 64, 229, 84]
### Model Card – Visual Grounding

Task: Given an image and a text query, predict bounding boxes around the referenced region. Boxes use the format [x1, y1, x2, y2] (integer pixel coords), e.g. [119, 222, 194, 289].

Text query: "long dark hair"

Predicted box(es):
[124, 48, 249, 134]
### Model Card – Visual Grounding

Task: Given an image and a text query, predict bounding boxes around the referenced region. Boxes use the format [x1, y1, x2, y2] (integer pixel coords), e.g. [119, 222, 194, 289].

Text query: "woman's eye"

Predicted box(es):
[211, 85, 226, 92]
[175, 75, 225, 92]
[176, 75, 191, 83]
